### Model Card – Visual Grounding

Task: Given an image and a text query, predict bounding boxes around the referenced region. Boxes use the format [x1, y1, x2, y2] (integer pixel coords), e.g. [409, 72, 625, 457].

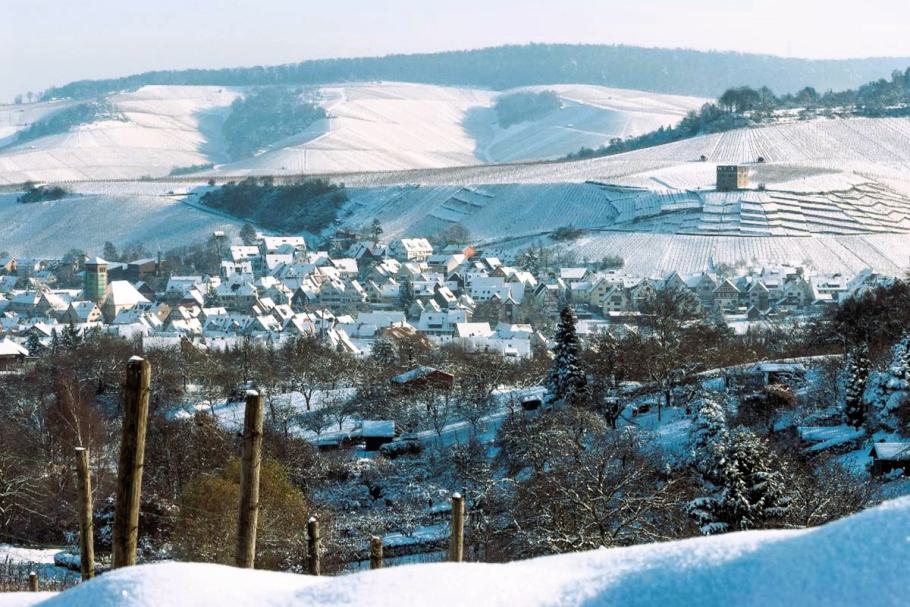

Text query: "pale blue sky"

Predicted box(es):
[3, 0, 910, 101]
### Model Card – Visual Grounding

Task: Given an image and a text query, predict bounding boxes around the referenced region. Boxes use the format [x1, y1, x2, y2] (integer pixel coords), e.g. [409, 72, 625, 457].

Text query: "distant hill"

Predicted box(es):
[40, 44, 910, 101]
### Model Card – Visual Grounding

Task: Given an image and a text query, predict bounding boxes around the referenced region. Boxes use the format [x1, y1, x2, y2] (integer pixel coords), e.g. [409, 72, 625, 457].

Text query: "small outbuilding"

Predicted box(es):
[360, 420, 397, 451]
[390, 366, 455, 391]
[746, 362, 806, 388]
[0, 338, 28, 369]
[869, 442, 910, 477]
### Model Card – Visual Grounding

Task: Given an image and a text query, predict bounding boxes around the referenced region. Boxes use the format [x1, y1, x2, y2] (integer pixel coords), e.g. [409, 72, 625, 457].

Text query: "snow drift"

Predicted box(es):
[8, 497, 910, 607]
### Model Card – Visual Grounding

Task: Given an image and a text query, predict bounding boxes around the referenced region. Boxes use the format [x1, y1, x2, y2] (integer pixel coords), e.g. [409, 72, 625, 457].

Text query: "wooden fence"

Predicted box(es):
[17, 357, 469, 591]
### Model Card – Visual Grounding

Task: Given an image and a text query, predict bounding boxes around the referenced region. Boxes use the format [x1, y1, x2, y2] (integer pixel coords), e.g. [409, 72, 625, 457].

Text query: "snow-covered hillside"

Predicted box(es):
[0, 185, 241, 256]
[201, 82, 705, 174]
[0, 86, 239, 184]
[6, 497, 910, 606]
[7, 110, 910, 274]
[0, 83, 705, 183]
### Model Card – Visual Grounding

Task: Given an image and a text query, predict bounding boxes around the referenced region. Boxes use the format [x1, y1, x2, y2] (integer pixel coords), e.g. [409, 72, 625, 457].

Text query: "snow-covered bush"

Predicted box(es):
[865, 333, 910, 432]
[544, 307, 588, 406]
[844, 343, 871, 429]
[688, 427, 790, 535]
[689, 393, 729, 482]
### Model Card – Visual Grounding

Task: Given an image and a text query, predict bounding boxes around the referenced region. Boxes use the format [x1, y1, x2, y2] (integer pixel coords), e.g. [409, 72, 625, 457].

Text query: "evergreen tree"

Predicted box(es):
[102, 241, 119, 262]
[545, 306, 588, 405]
[239, 223, 258, 246]
[24, 331, 45, 358]
[844, 343, 871, 429]
[61, 322, 82, 352]
[371, 337, 397, 368]
[689, 393, 729, 482]
[688, 427, 790, 535]
[398, 278, 415, 314]
[49, 329, 60, 356]
[867, 332, 910, 431]
[370, 219, 384, 246]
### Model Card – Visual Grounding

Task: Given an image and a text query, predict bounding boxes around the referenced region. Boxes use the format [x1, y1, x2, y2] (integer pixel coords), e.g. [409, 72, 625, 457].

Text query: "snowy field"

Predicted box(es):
[201, 82, 704, 175]
[6, 107, 910, 274]
[0, 187, 242, 256]
[0, 83, 704, 184]
[0, 87, 240, 185]
[4, 496, 909, 606]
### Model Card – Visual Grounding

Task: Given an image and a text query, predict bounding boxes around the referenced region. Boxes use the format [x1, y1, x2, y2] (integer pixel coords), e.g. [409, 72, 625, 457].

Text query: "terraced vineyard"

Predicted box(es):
[6, 112, 910, 275]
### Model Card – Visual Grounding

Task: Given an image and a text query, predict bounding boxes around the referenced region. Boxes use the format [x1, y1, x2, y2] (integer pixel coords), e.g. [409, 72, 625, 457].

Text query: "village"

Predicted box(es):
[0, 227, 896, 367]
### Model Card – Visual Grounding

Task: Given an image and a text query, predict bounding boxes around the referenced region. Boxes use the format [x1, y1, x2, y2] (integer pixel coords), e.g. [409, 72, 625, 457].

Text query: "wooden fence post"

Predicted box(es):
[112, 357, 151, 569]
[75, 447, 95, 581]
[27, 571, 38, 592]
[235, 390, 264, 569]
[369, 535, 383, 570]
[449, 492, 465, 562]
[307, 517, 321, 576]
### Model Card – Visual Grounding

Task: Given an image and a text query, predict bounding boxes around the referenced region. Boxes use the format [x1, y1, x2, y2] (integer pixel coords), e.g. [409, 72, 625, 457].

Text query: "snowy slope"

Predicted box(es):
[468, 84, 706, 164]
[7, 497, 910, 606]
[0, 83, 705, 183]
[0, 86, 240, 184]
[0, 100, 77, 147]
[8, 111, 910, 274]
[209, 82, 705, 175]
[0, 186, 242, 256]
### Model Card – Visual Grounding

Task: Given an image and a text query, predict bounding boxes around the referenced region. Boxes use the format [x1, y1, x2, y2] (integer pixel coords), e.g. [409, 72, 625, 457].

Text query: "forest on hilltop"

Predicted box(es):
[35, 44, 910, 101]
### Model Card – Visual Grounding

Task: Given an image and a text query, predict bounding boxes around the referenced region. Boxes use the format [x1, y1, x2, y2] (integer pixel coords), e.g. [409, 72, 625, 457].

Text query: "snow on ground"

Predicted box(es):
[0, 545, 79, 587]
[0, 100, 77, 147]
[6, 496, 910, 606]
[337, 181, 910, 274]
[0, 185, 242, 256]
[7, 101, 910, 275]
[208, 82, 704, 175]
[468, 84, 705, 164]
[0, 83, 704, 184]
[0, 545, 59, 566]
[0, 86, 239, 185]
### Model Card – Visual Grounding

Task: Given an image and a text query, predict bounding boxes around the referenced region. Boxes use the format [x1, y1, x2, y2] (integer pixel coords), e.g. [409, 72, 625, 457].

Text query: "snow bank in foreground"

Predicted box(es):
[9, 497, 910, 607]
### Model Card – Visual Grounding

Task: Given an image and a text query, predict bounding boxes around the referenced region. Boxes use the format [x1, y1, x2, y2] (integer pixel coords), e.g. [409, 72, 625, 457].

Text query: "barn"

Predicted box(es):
[360, 420, 397, 451]
[869, 442, 910, 477]
[390, 366, 455, 392]
[0, 338, 28, 369]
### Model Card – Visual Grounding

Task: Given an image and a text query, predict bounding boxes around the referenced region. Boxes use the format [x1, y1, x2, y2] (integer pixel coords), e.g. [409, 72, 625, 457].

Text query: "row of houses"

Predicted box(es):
[0, 228, 893, 362]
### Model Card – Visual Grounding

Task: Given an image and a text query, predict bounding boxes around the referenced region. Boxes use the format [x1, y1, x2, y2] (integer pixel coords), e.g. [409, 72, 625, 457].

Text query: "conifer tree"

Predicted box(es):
[370, 219, 384, 246]
[49, 329, 60, 356]
[371, 337, 397, 368]
[867, 332, 910, 431]
[24, 331, 45, 358]
[61, 322, 82, 352]
[688, 427, 790, 535]
[398, 278, 415, 314]
[545, 306, 587, 405]
[844, 343, 871, 429]
[690, 393, 729, 482]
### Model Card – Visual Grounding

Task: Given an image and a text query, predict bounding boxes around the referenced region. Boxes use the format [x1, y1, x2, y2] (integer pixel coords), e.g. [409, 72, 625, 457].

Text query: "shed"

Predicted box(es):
[360, 420, 397, 451]
[390, 366, 455, 391]
[0, 338, 28, 368]
[746, 362, 806, 388]
[520, 397, 543, 412]
[869, 442, 910, 476]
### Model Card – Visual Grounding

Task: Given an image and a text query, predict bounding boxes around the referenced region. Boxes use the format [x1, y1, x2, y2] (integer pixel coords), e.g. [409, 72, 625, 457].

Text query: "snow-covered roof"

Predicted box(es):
[455, 322, 494, 338]
[870, 442, 910, 461]
[391, 366, 451, 384]
[104, 281, 150, 307]
[360, 420, 395, 438]
[0, 338, 28, 357]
